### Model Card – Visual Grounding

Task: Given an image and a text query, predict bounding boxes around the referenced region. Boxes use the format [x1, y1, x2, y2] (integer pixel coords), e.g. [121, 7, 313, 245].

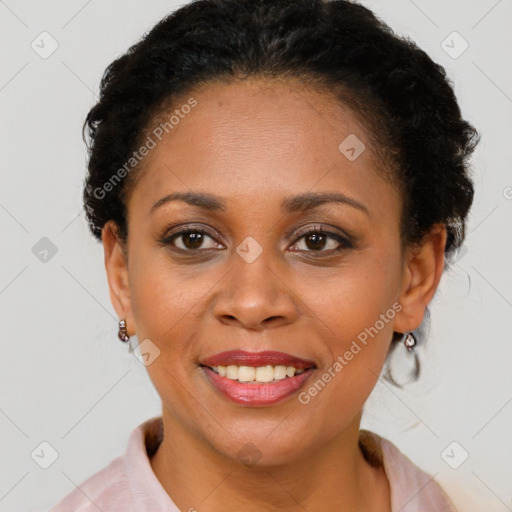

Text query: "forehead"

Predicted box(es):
[128, 78, 399, 221]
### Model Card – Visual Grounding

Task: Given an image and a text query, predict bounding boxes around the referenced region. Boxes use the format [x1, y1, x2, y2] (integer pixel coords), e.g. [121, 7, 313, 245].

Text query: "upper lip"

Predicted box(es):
[200, 350, 317, 369]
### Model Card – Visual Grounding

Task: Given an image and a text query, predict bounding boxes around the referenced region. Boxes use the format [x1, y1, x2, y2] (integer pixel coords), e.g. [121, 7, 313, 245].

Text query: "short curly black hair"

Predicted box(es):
[82, 0, 479, 382]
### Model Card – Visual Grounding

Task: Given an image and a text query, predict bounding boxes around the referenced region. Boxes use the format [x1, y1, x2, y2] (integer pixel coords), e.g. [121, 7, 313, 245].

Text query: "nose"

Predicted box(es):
[212, 248, 299, 331]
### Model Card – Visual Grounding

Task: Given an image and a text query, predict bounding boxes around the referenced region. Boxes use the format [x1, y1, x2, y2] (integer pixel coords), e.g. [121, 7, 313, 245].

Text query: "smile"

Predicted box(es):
[210, 364, 306, 383]
[199, 350, 317, 406]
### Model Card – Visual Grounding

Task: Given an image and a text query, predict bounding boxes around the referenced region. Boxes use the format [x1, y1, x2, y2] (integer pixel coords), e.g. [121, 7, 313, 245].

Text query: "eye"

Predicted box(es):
[289, 225, 353, 255]
[158, 223, 354, 256]
[159, 226, 224, 252]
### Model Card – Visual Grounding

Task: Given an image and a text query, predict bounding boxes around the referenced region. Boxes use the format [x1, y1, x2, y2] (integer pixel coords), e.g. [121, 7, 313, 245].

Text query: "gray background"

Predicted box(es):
[0, 0, 511, 510]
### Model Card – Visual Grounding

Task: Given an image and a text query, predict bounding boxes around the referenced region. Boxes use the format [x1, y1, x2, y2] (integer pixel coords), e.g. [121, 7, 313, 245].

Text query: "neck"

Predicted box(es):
[150, 406, 391, 511]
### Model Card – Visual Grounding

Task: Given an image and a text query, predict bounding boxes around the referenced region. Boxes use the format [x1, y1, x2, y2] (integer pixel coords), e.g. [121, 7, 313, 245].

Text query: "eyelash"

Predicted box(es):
[158, 224, 354, 257]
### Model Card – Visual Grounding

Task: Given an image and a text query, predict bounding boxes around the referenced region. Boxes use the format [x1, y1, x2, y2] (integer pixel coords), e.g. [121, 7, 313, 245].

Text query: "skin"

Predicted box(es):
[102, 77, 446, 511]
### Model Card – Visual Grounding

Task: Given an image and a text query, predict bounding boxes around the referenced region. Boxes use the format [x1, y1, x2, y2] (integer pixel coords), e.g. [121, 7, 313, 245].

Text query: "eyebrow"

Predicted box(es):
[150, 191, 369, 216]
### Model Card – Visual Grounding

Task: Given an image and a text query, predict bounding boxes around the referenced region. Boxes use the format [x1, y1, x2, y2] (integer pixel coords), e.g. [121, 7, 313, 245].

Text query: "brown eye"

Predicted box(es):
[303, 231, 330, 251]
[169, 230, 221, 251]
[158, 225, 225, 253]
[177, 231, 206, 250]
[290, 226, 353, 255]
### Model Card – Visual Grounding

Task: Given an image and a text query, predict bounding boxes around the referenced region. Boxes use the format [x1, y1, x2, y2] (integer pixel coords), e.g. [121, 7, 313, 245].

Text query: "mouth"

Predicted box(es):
[199, 350, 317, 406]
[205, 363, 310, 382]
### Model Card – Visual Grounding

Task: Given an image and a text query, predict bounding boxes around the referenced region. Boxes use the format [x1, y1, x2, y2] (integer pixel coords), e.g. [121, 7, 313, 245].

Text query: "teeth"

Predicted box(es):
[286, 366, 296, 377]
[238, 366, 255, 382]
[212, 364, 307, 383]
[226, 365, 239, 380]
[255, 365, 274, 382]
[273, 365, 287, 380]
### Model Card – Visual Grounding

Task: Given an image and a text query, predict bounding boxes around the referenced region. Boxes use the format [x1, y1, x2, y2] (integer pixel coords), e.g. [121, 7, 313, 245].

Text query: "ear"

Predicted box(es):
[393, 223, 447, 333]
[102, 220, 135, 336]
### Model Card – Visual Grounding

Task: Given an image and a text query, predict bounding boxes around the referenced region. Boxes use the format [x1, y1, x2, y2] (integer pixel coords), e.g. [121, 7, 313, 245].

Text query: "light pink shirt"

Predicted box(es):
[51, 415, 457, 511]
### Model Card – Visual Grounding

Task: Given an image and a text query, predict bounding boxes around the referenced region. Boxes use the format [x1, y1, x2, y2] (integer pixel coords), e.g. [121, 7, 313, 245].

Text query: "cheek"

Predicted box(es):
[128, 245, 203, 335]
[299, 246, 402, 406]
[127, 256, 209, 422]
[126, 254, 205, 385]
[308, 242, 402, 340]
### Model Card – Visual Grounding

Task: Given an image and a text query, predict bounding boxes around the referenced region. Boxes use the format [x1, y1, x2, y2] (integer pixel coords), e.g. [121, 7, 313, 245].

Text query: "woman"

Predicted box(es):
[52, 0, 478, 510]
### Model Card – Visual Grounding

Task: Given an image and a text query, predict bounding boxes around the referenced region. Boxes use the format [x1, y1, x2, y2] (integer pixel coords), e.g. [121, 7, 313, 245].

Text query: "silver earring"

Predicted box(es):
[403, 332, 417, 352]
[118, 318, 130, 342]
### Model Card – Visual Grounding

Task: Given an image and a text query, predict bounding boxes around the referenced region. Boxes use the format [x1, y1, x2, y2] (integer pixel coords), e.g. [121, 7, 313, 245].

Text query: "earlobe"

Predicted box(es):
[102, 221, 133, 333]
[393, 223, 447, 333]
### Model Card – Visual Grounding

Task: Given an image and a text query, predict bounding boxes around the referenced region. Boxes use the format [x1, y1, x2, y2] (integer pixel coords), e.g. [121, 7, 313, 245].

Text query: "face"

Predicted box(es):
[103, 78, 445, 465]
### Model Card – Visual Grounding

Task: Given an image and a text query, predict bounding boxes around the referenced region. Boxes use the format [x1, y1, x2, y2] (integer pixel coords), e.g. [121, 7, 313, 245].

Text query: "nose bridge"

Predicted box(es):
[213, 235, 298, 328]
[231, 236, 281, 303]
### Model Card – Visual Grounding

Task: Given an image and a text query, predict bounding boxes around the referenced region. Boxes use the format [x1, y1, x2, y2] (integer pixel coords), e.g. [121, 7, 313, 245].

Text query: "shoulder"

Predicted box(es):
[359, 429, 458, 512]
[50, 455, 128, 511]
[51, 416, 175, 512]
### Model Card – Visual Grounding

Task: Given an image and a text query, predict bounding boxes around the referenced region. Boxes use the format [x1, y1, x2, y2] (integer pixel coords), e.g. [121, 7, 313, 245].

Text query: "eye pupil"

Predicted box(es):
[183, 232, 204, 249]
[306, 233, 326, 251]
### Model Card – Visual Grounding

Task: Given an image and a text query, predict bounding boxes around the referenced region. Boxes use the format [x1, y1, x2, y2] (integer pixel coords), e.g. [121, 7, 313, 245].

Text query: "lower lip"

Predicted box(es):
[201, 366, 315, 406]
